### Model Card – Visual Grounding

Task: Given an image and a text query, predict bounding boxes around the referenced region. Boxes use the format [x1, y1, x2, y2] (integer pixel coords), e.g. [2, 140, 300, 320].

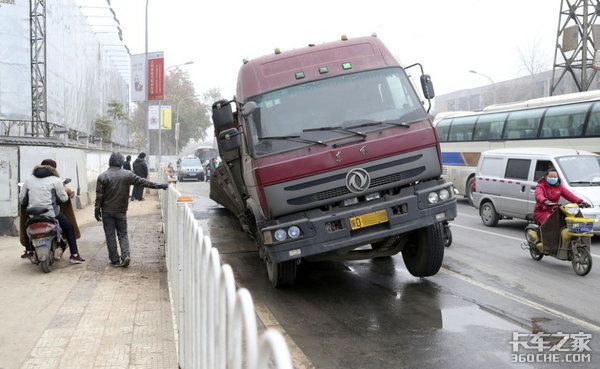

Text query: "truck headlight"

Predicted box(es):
[288, 226, 301, 238]
[274, 229, 287, 241]
[439, 189, 450, 201]
[428, 192, 439, 204]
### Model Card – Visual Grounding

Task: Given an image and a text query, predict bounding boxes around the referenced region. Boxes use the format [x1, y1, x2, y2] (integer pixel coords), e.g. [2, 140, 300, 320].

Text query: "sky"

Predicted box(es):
[110, 0, 561, 100]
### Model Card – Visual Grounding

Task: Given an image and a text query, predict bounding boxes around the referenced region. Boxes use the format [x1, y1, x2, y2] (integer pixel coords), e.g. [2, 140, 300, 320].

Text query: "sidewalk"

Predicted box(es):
[0, 192, 177, 369]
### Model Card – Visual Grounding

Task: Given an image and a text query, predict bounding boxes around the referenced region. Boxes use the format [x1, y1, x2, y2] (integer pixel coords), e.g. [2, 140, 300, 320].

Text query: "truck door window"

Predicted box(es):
[505, 159, 531, 180]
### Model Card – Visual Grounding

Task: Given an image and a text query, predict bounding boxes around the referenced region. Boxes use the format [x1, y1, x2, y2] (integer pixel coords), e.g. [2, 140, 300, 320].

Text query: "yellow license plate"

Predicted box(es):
[349, 210, 389, 230]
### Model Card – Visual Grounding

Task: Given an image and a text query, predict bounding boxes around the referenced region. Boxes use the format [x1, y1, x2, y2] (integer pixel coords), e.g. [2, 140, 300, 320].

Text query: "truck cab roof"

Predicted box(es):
[237, 36, 401, 102]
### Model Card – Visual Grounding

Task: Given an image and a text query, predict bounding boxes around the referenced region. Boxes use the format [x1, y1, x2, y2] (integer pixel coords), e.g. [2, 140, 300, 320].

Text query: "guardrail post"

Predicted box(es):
[176, 195, 194, 369]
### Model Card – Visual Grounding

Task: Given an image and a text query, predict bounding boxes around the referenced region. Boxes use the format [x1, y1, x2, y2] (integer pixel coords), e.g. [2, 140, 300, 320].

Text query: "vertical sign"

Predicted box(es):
[130, 53, 146, 102]
[161, 106, 172, 129]
[147, 51, 164, 100]
[148, 105, 160, 130]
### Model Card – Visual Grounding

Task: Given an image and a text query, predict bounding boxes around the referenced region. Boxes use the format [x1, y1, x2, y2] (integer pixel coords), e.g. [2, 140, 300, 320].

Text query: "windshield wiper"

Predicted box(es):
[302, 125, 367, 138]
[258, 135, 327, 146]
[342, 119, 411, 129]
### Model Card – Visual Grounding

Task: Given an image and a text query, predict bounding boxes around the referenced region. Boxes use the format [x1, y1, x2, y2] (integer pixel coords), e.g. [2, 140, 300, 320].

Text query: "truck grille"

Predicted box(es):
[289, 166, 426, 205]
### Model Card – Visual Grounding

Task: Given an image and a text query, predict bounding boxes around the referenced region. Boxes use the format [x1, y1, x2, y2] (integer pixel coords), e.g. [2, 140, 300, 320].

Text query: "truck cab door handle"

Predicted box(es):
[521, 185, 526, 192]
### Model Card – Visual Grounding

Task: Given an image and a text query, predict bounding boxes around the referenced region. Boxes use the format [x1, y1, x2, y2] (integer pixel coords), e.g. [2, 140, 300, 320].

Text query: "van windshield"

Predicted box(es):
[245, 67, 427, 156]
[556, 156, 600, 186]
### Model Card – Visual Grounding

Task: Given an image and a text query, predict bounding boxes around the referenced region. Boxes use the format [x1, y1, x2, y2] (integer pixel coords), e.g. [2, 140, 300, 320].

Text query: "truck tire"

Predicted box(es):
[402, 223, 444, 277]
[266, 257, 297, 288]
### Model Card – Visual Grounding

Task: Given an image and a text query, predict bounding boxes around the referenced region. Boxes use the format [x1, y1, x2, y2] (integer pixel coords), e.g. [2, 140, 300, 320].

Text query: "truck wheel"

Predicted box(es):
[402, 223, 444, 277]
[480, 201, 499, 227]
[466, 177, 475, 207]
[266, 257, 297, 288]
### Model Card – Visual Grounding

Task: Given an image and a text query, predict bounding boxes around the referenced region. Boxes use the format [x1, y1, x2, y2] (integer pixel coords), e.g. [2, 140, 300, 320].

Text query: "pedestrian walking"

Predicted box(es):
[131, 152, 149, 201]
[95, 152, 168, 267]
[123, 155, 132, 171]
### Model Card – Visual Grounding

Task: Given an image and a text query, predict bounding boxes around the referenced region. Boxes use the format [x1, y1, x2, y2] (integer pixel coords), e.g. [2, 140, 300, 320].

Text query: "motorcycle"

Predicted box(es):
[21, 178, 72, 273]
[522, 202, 595, 276]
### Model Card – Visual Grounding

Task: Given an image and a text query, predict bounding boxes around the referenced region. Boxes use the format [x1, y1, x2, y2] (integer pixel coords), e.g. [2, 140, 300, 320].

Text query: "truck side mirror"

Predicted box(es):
[218, 128, 241, 151]
[241, 101, 257, 116]
[212, 99, 234, 130]
[420, 74, 435, 100]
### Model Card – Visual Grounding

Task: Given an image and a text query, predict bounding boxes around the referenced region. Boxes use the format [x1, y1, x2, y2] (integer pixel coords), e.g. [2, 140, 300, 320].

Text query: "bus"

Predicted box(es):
[194, 145, 218, 163]
[434, 90, 600, 205]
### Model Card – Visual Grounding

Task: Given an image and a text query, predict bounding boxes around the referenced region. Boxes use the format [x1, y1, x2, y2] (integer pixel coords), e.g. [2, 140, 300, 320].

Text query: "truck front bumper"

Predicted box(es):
[260, 180, 457, 263]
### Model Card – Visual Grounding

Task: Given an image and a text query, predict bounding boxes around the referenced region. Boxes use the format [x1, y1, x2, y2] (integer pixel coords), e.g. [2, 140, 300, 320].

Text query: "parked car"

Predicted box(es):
[177, 158, 205, 181]
[472, 148, 600, 233]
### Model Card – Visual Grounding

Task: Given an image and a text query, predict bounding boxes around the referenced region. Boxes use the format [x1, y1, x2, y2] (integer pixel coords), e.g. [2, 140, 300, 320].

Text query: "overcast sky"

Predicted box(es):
[111, 0, 561, 100]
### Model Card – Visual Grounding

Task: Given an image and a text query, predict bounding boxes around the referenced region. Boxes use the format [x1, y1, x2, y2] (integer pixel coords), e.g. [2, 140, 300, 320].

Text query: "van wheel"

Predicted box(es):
[480, 201, 499, 227]
[266, 256, 297, 288]
[402, 223, 444, 277]
[466, 177, 475, 207]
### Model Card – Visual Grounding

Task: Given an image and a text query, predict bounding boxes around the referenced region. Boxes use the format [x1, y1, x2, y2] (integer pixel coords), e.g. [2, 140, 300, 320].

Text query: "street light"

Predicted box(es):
[175, 94, 202, 157]
[469, 70, 496, 105]
[157, 62, 194, 167]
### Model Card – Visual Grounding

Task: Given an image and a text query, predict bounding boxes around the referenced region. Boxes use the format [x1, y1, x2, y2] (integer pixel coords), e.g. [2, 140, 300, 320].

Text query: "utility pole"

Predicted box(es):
[551, 0, 600, 95]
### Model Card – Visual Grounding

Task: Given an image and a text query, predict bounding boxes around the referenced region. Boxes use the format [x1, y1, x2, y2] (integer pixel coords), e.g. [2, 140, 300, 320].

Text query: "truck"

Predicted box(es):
[210, 35, 457, 287]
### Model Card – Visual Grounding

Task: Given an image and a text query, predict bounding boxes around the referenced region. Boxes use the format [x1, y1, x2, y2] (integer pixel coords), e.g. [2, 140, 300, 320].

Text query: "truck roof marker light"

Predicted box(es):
[342, 62, 352, 70]
[319, 67, 329, 74]
[176, 195, 194, 203]
[242, 58, 248, 64]
[274, 48, 281, 55]
[295, 72, 305, 79]
[341, 34, 348, 41]
[371, 32, 377, 38]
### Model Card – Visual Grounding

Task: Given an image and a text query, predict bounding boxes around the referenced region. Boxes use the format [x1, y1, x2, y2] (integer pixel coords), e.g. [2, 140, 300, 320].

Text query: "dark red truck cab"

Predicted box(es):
[211, 35, 456, 287]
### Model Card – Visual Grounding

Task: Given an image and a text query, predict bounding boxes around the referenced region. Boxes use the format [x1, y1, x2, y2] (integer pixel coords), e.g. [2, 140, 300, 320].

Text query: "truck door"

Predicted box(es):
[525, 159, 554, 216]
[501, 158, 532, 218]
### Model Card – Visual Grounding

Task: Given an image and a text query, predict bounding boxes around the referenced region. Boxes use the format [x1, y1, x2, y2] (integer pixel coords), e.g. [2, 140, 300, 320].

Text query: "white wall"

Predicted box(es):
[0, 147, 19, 217]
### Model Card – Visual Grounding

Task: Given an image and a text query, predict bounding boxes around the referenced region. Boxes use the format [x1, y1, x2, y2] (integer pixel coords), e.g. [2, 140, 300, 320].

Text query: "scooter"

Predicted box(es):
[522, 202, 595, 276]
[21, 178, 71, 273]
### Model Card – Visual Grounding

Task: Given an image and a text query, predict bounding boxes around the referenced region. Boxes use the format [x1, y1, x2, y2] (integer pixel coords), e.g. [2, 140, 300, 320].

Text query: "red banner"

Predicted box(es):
[147, 52, 164, 100]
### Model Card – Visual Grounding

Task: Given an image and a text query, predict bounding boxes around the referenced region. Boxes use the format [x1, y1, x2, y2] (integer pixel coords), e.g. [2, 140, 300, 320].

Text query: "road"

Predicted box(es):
[177, 180, 600, 369]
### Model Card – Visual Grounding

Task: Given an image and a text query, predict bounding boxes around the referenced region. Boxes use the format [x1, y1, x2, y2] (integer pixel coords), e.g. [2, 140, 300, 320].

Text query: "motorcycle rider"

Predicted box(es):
[534, 168, 591, 225]
[19, 159, 85, 263]
[95, 152, 168, 267]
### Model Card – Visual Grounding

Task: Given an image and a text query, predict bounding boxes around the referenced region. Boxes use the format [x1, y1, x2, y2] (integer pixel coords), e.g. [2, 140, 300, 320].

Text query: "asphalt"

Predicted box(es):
[180, 180, 600, 369]
[0, 192, 177, 369]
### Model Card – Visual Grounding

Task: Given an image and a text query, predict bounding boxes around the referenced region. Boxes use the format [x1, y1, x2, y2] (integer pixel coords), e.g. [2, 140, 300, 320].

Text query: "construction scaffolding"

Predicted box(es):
[551, 0, 600, 95]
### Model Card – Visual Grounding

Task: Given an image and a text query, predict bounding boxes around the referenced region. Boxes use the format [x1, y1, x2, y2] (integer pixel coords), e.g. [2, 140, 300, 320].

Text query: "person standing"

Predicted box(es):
[131, 152, 149, 201]
[123, 155, 132, 171]
[95, 152, 168, 267]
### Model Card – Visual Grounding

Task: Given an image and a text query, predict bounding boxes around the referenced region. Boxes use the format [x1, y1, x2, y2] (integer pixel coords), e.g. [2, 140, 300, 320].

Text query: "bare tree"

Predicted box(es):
[518, 38, 551, 99]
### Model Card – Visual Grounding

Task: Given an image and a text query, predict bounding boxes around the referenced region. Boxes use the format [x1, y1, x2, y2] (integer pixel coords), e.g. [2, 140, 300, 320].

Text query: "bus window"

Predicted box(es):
[540, 102, 590, 138]
[447, 116, 476, 141]
[503, 109, 544, 139]
[585, 103, 600, 136]
[436, 119, 451, 142]
[473, 113, 507, 140]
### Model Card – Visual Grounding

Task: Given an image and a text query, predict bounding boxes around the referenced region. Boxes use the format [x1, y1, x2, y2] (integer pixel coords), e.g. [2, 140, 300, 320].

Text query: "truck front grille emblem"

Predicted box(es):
[346, 168, 371, 193]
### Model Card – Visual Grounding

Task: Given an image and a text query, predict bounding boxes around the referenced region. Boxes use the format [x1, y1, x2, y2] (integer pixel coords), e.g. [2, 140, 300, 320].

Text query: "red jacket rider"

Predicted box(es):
[534, 169, 585, 225]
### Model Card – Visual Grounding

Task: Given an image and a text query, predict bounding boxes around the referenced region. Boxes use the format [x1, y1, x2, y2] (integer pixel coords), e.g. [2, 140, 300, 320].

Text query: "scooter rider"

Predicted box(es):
[19, 159, 85, 263]
[534, 168, 591, 225]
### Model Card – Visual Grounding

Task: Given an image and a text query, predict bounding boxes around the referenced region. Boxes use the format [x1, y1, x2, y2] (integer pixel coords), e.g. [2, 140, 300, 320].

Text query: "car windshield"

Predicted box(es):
[245, 67, 427, 156]
[556, 155, 600, 185]
[180, 159, 201, 167]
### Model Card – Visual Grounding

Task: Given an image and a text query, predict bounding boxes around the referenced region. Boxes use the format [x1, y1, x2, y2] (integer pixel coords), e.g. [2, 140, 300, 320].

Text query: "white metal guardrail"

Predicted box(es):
[159, 180, 293, 369]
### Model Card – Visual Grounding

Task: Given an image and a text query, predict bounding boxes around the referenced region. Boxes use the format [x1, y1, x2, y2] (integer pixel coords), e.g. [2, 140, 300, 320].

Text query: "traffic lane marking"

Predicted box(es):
[451, 223, 600, 259]
[456, 212, 481, 219]
[255, 303, 315, 369]
[440, 268, 600, 332]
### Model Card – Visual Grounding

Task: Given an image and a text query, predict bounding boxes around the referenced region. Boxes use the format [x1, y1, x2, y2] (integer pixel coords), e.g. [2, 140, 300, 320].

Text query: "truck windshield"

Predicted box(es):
[556, 156, 600, 185]
[245, 67, 427, 156]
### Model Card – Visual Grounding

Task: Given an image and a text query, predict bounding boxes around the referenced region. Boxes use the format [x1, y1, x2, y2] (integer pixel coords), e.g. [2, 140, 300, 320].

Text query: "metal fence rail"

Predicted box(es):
[160, 182, 293, 369]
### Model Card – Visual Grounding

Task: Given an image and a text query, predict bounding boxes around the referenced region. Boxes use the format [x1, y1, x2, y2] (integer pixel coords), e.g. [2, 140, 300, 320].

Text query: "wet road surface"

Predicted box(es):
[177, 180, 600, 369]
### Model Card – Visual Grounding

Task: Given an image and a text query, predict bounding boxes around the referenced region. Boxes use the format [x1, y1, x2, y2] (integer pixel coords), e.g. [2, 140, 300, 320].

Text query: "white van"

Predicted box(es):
[472, 148, 600, 233]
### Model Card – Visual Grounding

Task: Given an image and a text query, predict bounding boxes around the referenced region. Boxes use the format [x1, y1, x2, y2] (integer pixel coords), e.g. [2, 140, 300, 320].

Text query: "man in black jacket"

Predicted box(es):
[95, 152, 168, 267]
[123, 155, 132, 171]
[131, 152, 149, 200]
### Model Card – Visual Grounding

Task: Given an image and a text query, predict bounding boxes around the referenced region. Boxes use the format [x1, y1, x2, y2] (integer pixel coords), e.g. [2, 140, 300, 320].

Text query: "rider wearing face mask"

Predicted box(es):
[534, 168, 591, 225]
